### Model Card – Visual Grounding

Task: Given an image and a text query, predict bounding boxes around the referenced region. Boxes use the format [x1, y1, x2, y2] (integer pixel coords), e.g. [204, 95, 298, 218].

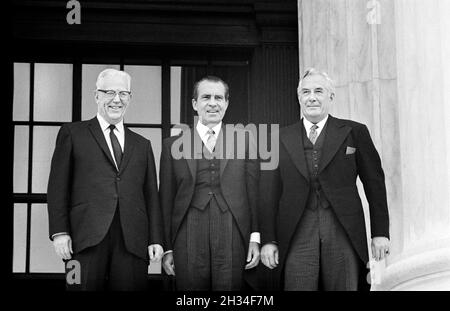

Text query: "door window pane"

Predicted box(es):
[13, 63, 30, 121]
[30, 204, 65, 273]
[82, 64, 120, 120]
[171, 66, 181, 124]
[14, 126, 29, 193]
[129, 128, 162, 181]
[170, 127, 182, 137]
[34, 63, 73, 122]
[32, 126, 60, 193]
[124, 65, 162, 124]
[13, 204, 27, 273]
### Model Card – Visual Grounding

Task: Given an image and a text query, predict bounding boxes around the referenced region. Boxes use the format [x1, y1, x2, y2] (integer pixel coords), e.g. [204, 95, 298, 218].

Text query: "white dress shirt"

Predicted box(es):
[196, 120, 222, 148]
[97, 113, 125, 170]
[303, 114, 329, 138]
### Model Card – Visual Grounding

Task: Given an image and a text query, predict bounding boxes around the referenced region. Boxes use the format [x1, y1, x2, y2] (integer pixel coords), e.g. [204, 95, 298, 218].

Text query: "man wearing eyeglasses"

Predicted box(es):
[47, 68, 164, 290]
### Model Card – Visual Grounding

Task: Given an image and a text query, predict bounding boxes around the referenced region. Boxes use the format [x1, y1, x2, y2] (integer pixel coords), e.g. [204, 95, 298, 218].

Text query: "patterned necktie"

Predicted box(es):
[309, 124, 319, 145]
[109, 124, 123, 168]
[205, 129, 216, 153]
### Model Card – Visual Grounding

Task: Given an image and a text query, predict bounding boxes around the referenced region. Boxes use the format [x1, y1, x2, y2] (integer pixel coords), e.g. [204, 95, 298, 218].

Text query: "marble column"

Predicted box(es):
[373, 0, 450, 290]
[298, 0, 450, 290]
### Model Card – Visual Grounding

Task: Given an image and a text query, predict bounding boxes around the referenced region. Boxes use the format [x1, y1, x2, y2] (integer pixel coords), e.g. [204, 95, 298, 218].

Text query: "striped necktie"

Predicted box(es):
[205, 129, 216, 153]
[309, 124, 319, 145]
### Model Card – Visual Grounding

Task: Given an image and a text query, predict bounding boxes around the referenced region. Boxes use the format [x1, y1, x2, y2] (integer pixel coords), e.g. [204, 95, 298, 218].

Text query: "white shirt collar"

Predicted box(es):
[196, 121, 222, 139]
[303, 114, 329, 133]
[97, 113, 124, 133]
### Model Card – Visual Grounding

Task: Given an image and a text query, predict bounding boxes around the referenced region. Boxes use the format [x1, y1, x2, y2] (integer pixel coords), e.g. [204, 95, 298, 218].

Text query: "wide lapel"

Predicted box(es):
[119, 126, 135, 173]
[281, 121, 309, 182]
[186, 128, 201, 182]
[318, 115, 352, 174]
[87, 117, 117, 170]
[218, 125, 231, 177]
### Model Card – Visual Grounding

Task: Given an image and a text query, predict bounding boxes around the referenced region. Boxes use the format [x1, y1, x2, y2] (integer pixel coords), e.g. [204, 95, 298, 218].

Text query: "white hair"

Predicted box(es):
[96, 68, 131, 91]
[297, 68, 335, 97]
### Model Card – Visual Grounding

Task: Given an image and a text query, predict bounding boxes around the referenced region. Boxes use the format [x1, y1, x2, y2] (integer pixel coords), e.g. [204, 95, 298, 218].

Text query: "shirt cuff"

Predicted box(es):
[250, 232, 261, 244]
[51, 232, 69, 240]
[163, 250, 173, 256]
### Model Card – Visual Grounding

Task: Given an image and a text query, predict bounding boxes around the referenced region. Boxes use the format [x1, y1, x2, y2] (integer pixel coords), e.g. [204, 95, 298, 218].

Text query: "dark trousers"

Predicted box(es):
[284, 206, 360, 291]
[173, 199, 246, 291]
[66, 208, 148, 291]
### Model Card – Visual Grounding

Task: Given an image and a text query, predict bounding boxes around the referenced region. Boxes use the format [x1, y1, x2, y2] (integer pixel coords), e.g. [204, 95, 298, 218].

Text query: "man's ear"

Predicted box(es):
[330, 93, 335, 101]
[192, 98, 198, 111]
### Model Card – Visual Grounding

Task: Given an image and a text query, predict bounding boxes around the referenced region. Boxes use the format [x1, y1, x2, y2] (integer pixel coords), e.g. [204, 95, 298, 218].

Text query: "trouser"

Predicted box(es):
[173, 199, 246, 290]
[66, 208, 148, 291]
[284, 206, 360, 291]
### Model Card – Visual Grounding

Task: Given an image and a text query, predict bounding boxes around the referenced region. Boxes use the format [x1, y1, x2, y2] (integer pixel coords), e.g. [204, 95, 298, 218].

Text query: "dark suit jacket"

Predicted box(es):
[260, 115, 389, 288]
[159, 125, 259, 286]
[47, 117, 164, 260]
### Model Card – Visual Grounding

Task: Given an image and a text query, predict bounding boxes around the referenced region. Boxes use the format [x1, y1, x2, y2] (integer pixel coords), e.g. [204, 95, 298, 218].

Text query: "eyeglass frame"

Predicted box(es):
[96, 89, 132, 101]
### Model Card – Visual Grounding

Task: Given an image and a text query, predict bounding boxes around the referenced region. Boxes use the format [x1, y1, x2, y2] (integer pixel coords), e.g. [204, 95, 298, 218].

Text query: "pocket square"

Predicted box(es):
[346, 146, 356, 154]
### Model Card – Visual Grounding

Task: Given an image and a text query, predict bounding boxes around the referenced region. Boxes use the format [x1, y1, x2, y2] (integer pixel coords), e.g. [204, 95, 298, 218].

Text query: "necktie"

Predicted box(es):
[309, 124, 319, 145]
[205, 129, 216, 153]
[109, 124, 123, 168]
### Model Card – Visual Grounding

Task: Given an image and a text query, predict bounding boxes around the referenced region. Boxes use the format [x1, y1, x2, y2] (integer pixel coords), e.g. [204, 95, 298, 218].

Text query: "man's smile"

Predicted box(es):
[107, 104, 124, 111]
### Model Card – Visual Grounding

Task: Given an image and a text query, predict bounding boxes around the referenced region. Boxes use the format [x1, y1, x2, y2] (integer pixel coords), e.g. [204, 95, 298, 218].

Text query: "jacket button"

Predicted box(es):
[208, 192, 213, 195]
[116, 177, 121, 181]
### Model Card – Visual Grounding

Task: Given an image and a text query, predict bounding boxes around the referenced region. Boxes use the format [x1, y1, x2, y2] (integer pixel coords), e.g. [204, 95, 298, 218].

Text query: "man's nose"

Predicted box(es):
[302, 92, 314, 102]
[112, 93, 121, 102]
[307, 95, 317, 103]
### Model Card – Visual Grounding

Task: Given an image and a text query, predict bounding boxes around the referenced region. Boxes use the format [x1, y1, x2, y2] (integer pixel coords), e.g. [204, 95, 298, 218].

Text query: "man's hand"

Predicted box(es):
[148, 244, 164, 262]
[162, 252, 175, 276]
[245, 242, 260, 270]
[261, 243, 279, 269]
[371, 236, 390, 261]
[53, 234, 72, 260]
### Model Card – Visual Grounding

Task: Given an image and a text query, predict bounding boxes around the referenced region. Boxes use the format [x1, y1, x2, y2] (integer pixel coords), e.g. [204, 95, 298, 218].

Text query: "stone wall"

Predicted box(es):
[297, 0, 450, 290]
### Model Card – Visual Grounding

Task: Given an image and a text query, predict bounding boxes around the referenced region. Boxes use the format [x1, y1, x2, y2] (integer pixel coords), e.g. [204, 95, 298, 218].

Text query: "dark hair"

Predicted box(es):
[192, 75, 229, 101]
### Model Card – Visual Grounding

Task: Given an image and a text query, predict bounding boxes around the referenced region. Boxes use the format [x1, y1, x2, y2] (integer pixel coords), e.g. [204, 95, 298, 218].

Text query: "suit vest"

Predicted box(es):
[302, 122, 331, 210]
[190, 147, 229, 212]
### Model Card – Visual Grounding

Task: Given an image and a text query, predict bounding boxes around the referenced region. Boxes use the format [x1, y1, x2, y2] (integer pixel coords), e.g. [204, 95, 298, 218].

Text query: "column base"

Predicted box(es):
[373, 247, 450, 291]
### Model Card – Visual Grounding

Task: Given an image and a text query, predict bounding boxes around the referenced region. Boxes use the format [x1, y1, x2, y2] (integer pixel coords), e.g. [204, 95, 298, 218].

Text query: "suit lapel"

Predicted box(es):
[88, 117, 117, 170]
[318, 116, 352, 174]
[217, 126, 230, 177]
[281, 121, 309, 182]
[186, 129, 201, 182]
[119, 127, 135, 173]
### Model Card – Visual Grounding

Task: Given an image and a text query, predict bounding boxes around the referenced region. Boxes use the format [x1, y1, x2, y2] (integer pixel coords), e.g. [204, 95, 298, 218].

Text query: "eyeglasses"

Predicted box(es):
[97, 89, 131, 100]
